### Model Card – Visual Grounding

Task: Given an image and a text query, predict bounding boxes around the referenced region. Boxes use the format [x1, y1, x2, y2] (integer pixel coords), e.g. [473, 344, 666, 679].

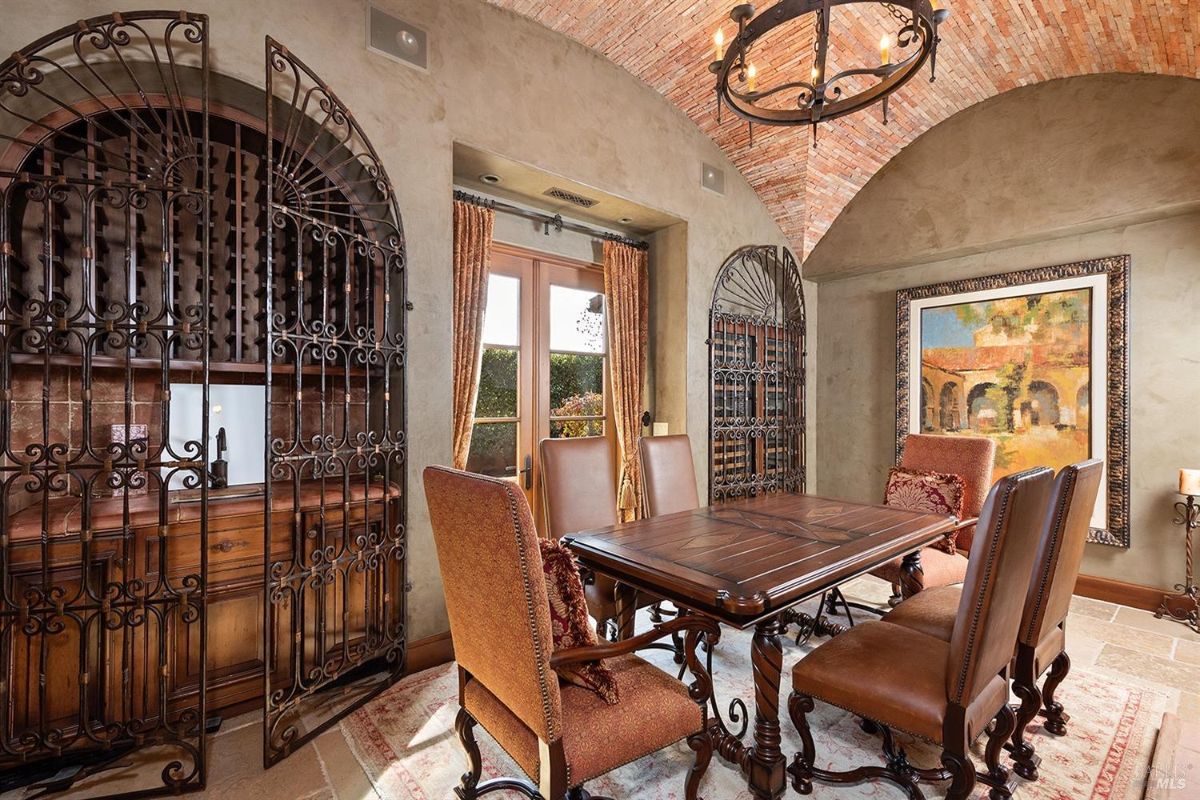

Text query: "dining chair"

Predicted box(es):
[788, 466, 1054, 800]
[883, 458, 1104, 781]
[423, 465, 719, 800]
[638, 434, 701, 518]
[870, 434, 996, 601]
[540, 435, 652, 639]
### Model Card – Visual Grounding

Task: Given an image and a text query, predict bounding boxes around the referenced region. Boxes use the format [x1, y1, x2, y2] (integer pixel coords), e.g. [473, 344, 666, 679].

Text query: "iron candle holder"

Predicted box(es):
[1156, 493, 1200, 634]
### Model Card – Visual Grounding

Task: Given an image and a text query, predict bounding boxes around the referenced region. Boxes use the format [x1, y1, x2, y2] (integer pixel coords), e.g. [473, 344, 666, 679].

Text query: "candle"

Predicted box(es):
[714, 28, 725, 61]
[880, 34, 891, 65]
[1181, 469, 1200, 496]
[747, 63, 758, 92]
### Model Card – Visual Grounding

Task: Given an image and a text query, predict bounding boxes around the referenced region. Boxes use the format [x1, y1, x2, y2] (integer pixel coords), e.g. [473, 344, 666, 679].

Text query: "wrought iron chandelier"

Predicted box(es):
[709, 0, 950, 145]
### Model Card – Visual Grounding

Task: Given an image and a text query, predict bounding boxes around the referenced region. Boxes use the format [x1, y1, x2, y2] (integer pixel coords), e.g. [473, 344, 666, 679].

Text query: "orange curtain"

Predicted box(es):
[451, 200, 494, 470]
[603, 241, 649, 522]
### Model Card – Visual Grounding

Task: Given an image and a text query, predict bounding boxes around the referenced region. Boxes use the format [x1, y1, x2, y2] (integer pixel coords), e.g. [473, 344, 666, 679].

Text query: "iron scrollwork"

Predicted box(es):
[262, 37, 408, 768]
[708, 245, 807, 503]
[0, 11, 211, 797]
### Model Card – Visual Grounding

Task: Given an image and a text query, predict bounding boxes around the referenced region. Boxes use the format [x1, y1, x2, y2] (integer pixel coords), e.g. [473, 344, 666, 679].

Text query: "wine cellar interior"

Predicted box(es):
[709, 245, 807, 502]
[0, 13, 407, 795]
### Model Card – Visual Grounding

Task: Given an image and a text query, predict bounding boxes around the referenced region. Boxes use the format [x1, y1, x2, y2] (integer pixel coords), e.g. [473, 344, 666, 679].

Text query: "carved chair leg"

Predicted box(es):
[941, 748, 976, 800]
[685, 729, 713, 800]
[455, 709, 483, 800]
[786, 692, 816, 795]
[1041, 651, 1071, 736]
[981, 705, 1016, 800]
[1010, 674, 1043, 780]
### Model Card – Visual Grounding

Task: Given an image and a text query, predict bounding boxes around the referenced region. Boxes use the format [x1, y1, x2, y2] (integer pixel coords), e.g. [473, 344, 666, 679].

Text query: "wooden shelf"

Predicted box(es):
[9, 353, 381, 378]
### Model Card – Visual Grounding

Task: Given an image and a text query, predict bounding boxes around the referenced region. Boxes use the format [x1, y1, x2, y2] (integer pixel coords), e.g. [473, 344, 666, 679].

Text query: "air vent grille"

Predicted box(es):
[544, 187, 599, 208]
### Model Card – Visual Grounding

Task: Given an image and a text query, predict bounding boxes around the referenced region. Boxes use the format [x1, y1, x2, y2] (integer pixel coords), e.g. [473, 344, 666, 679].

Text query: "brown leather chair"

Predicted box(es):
[639, 434, 700, 517]
[424, 466, 720, 800]
[788, 467, 1054, 800]
[871, 434, 996, 599]
[883, 458, 1104, 781]
[540, 436, 650, 638]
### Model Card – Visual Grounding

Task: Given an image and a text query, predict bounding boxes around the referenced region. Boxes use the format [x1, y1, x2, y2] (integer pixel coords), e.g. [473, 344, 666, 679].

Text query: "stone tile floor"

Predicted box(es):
[12, 578, 1197, 800]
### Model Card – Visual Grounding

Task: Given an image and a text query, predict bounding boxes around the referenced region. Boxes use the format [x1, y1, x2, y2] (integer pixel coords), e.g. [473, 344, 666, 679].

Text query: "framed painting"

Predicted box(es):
[896, 255, 1130, 547]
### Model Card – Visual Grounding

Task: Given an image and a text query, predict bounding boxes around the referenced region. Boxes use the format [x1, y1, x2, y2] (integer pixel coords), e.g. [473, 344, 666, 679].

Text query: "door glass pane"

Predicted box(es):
[476, 346, 518, 418]
[549, 353, 603, 413]
[482, 274, 520, 346]
[549, 285, 605, 353]
[550, 419, 604, 439]
[466, 422, 516, 477]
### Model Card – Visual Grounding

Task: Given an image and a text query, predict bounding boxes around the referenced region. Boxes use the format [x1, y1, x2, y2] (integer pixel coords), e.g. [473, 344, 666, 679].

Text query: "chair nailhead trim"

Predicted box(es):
[1022, 468, 1076, 645]
[953, 478, 1017, 703]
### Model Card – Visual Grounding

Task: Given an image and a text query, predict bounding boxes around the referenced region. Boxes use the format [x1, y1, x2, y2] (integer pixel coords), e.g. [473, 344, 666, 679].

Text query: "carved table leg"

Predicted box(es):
[746, 617, 787, 799]
[613, 583, 638, 641]
[899, 549, 925, 600]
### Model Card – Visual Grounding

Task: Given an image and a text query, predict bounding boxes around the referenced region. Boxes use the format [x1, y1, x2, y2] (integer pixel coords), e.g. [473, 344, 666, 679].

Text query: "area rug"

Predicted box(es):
[342, 616, 1165, 800]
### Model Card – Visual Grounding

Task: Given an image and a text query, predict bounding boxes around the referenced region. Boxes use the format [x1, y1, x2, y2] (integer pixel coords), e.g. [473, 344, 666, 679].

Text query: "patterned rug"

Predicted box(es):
[342, 608, 1165, 800]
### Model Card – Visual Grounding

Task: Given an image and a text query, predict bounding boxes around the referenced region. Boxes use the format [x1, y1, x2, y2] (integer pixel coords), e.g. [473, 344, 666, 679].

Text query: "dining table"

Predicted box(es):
[563, 491, 960, 800]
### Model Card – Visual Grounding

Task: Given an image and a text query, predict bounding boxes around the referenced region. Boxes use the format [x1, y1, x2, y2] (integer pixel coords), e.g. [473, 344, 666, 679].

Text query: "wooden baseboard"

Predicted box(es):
[406, 630, 454, 675]
[1074, 574, 1164, 612]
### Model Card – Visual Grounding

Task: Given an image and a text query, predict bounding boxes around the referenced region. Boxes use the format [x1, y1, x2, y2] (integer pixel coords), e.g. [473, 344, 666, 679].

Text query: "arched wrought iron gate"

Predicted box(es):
[708, 245, 807, 501]
[261, 37, 408, 768]
[0, 12, 213, 796]
[0, 11, 408, 794]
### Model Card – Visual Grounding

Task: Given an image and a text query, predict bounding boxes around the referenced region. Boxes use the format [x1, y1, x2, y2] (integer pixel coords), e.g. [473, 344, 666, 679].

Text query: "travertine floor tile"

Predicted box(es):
[1065, 613, 1176, 657]
[1069, 595, 1119, 621]
[1174, 637, 1200, 666]
[1113, 606, 1200, 641]
[315, 727, 382, 800]
[1095, 644, 1200, 694]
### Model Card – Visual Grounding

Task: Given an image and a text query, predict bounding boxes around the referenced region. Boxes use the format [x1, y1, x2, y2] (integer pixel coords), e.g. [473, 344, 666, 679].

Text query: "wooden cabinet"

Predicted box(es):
[1, 480, 400, 748]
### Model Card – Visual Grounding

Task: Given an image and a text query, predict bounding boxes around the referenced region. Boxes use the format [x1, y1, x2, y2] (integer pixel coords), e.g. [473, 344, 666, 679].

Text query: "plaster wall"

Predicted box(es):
[813, 75, 1200, 591]
[0, 0, 804, 639]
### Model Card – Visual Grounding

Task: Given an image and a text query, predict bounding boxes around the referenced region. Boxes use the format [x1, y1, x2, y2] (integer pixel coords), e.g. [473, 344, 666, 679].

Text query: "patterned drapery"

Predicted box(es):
[602, 241, 649, 522]
[451, 200, 494, 470]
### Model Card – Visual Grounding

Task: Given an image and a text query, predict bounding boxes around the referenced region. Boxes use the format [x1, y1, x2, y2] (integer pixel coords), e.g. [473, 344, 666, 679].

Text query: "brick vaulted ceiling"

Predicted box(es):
[485, 1, 1199, 260]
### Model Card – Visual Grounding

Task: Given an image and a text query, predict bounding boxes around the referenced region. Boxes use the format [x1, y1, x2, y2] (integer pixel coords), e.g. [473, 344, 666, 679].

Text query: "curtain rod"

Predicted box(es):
[454, 189, 649, 251]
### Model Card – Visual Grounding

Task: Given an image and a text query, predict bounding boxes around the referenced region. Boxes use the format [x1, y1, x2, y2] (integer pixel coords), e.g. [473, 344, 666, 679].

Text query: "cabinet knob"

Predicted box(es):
[212, 540, 237, 553]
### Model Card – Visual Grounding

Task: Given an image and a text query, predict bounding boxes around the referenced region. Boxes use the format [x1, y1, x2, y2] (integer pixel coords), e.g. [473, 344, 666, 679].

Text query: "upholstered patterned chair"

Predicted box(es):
[424, 465, 719, 800]
[788, 467, 1054, 800]
[541, 436, 655, 638]
[638, 434, 701, 518]
[871, 434, 996, 599]
[883, 458, 1104, 781]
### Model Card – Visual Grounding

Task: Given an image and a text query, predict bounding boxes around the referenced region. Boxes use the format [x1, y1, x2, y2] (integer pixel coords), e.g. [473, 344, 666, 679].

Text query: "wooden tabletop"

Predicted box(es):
[564, 492, 957, 627]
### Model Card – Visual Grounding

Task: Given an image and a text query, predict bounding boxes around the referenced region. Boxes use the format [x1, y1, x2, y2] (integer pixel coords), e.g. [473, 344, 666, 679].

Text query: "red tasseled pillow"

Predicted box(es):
[884, 467, 967, 554]
[538, 538, 619, 705]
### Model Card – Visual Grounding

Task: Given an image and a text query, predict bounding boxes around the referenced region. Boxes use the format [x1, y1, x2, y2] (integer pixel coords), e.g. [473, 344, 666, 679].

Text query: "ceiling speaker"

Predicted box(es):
[368, 5, 428, 70]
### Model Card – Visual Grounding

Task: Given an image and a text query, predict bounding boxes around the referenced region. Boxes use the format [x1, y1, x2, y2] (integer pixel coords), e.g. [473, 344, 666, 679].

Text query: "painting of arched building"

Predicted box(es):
[918, 289, 1091, 477]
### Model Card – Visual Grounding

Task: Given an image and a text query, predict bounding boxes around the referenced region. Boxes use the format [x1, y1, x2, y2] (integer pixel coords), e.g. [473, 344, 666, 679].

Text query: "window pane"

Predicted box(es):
[549, 353, 603, 414]
[549, 285, 605, 353]
[466, 422, 516, 477]
[481, 274, 520, 346]
[475, 346, 518, 418]
[550, 419, 604, 439]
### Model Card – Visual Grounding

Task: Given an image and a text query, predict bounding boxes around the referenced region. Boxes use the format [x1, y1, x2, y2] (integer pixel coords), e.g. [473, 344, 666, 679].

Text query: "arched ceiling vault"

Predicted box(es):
[484, 1, 1199, 259]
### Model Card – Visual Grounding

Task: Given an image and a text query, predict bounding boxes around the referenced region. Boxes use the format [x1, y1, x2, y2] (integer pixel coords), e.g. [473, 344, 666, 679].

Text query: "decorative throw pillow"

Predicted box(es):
[884, 467, 967, 554]
[538, 538, 620, 705]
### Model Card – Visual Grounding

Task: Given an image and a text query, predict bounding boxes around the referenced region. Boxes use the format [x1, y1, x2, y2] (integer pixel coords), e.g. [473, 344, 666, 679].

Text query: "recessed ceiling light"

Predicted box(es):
[479, 173, 501, 185]
[618, 217, 634, 225]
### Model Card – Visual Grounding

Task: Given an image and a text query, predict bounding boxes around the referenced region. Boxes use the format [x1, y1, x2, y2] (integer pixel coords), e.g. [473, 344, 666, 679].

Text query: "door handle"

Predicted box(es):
[519, 454, 533, 490]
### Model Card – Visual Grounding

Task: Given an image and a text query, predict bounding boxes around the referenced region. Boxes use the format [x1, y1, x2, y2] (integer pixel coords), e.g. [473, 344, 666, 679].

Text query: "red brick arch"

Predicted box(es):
[485, 1, 1197, 256]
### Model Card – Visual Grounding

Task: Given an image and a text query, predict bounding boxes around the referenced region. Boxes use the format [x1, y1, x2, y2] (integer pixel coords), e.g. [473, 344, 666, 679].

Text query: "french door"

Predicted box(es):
[466, 244, 615, 528]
